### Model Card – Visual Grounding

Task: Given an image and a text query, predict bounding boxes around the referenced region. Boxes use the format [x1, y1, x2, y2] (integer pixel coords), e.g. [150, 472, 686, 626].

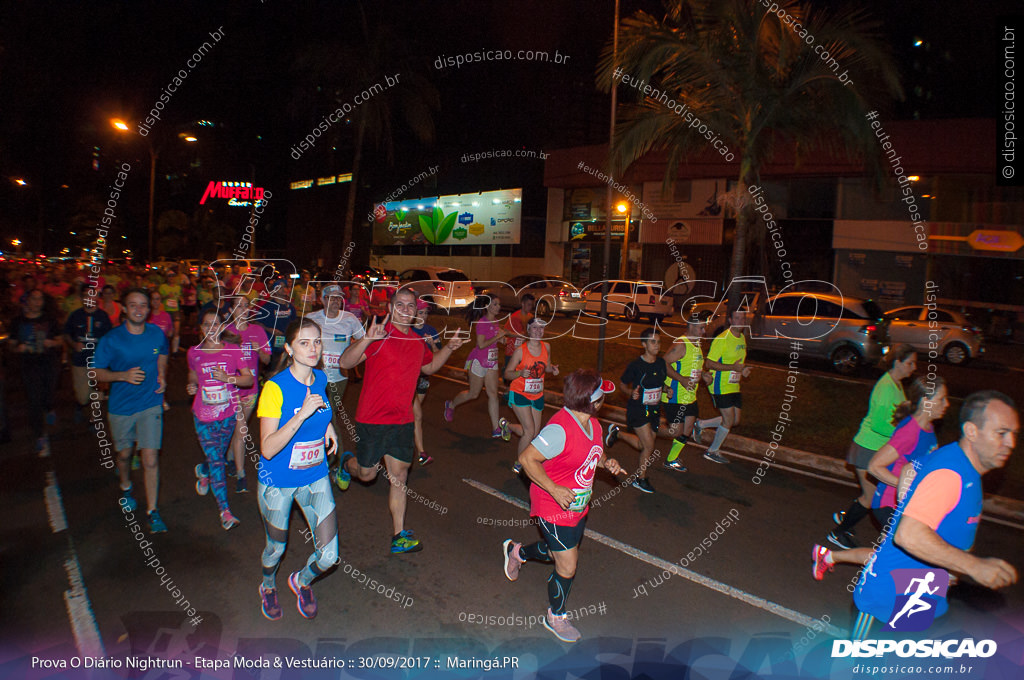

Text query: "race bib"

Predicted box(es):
[164, 299, 179, 311]
[568, 487, 593, 512]
[514, 338, 524, 349]
[642, 387, 661, 405]
[289, 438, 325, 470]
[728, 371, 741, 384]
[524, 377, 543, 394]
[487, 346, 498, 363]
[690, 367, 702, 380]
[273, 335, 286, 349]
[323, 351, 341, 369]
[201, 383, 229, 405]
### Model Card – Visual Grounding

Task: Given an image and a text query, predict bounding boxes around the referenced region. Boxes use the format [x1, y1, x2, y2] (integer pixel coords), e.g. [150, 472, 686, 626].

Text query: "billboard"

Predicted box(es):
[372, 188, 522, 246]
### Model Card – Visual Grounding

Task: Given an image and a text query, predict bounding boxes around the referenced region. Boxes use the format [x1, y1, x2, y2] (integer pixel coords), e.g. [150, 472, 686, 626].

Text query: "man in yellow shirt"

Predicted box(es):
[694, 305, 752, 464]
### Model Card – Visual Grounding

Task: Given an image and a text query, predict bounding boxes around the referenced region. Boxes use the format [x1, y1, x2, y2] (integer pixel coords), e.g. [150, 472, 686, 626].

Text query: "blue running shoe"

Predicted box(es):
[119, 485, 138, 512]
[391, 529, 423, 553]
[148, 509, 168, 533]
[333, 452, 353, 491]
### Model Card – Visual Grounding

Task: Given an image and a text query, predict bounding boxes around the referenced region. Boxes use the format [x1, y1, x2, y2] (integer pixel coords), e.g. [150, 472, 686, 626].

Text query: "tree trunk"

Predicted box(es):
[342, 111, 369, 267]
[729, 155, 757, 280]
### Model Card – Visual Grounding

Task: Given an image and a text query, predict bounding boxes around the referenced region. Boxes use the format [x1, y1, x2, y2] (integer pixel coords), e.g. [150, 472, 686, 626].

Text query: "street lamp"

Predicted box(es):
[110, 117, 159, 262]
[617, 202, 632, 279]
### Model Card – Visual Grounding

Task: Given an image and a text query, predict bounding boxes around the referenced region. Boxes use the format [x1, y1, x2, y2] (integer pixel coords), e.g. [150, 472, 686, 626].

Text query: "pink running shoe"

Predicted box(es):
[812, 544, 835, 581]
[502, 539, 525, 581]
[444, 400, 454, 422]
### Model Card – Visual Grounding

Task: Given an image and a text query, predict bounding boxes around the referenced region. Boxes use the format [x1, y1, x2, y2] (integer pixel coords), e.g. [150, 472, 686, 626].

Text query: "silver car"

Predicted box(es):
[697, 291, 890, 374]
[884, 305, 984, 365]
[397, 266, 475, 311]
[493, 274, 585, 316]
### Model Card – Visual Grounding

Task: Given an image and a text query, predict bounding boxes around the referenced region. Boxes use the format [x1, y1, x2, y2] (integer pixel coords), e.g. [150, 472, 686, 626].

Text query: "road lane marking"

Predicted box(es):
[463, 478, 848, 638]
[44, 471, 68, 533]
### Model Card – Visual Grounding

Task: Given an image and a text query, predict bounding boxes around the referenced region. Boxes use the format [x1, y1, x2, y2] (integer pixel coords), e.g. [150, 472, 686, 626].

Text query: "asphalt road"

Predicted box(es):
[2, 353, 1022, 678]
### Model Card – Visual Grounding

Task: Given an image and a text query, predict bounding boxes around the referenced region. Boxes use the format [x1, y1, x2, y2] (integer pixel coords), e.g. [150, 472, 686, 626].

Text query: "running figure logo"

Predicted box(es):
[885, 568, 950, 631]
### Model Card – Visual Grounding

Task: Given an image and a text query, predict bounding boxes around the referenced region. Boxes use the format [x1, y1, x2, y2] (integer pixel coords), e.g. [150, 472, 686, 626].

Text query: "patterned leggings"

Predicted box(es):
[193, 415, 235, 512]
[257, 477, 338, 588]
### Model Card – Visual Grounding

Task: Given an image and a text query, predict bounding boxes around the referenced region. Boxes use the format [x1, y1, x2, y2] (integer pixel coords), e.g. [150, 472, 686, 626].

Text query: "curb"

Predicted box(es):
[435, 364, 1024, 524]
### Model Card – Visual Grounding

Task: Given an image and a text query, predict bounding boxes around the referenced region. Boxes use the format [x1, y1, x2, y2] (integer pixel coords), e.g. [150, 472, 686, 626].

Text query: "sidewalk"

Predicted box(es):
[435, 365, 1024, 525]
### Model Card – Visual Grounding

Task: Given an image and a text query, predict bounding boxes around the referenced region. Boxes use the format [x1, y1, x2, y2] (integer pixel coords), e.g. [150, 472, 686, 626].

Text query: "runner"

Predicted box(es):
[256, 278, 297, 371]
[813, 377, 947, 579]
[829, 344, 917, 549]
[412, 300, 443, 466]
[660, 315, 709, 472]
[186, 309, 253, 530]
[444, 294, 510, 440]
[158, 268, 183, 353]
[99, 285, 123, 325]
[505, 318, 558, 474]
[503, 293, 535, 379]
[148, 290, 174, 341]
[8, 289, 63, 455]
[256, 317, 339, 620]
[92, 289, 169, 532]
[692, 304, 753, 465]
[225, 294, 271, 492]
[604, 327, 666, 494]
[851, 391, 1019, 639]
[502, 369, 620, 642]
[308, 284, 364, 455]
[335, 288, 466, 553]
[63, 287, 113, 425]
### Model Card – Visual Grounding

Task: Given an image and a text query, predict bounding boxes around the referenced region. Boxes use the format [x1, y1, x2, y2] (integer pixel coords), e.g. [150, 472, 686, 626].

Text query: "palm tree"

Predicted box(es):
[290, 4, 439, 260]
[597, 0, 902, 279]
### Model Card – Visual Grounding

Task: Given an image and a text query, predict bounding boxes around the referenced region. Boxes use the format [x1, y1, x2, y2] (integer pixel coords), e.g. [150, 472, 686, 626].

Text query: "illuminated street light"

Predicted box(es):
[111, 118, 130, 131]
[14, 178, 27, 186]
[183, 136, 197, 142]
[908, 175, 920, 182]
[12, 239, 21, 246]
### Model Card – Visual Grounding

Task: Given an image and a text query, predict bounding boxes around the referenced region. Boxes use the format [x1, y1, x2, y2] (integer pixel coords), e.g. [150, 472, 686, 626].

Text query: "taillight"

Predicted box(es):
[865, 324, 877, 332]
[558, 289, 567, 297]
[434, 282, 446, 291]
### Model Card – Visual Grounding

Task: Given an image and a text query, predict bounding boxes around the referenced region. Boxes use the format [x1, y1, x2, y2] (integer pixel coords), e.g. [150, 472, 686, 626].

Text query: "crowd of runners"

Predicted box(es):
[2, 260, 1018, 643]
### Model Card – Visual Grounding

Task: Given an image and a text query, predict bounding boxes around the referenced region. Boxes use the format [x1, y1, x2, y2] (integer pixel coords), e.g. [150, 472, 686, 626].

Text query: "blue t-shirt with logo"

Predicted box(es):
[255, 367, 333, 488]
[854, 442, 982, 623]
[93, 324, 169, 415]
[64, 307, 113, 367]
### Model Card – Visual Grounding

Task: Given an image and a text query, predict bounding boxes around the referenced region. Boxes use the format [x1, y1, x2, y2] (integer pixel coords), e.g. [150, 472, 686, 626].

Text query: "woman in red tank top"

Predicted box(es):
[503, 318, 559, 470]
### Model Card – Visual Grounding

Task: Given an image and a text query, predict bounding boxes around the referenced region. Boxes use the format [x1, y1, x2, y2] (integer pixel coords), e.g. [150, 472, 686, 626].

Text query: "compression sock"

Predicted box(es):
[835, 499, 870, 533]
[547, 571, 574, 615]
[698, 416, 722, 430]
[521, 541, 553, 563]
[708, 426, 730, 453]
[667, 438, 686, 462]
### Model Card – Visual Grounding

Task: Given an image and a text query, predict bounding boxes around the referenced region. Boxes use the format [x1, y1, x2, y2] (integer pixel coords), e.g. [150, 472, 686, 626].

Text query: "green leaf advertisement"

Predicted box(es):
[372, 188, 522, 246]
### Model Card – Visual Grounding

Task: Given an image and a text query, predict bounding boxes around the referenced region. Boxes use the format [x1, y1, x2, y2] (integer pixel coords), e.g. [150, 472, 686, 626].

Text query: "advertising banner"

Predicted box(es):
[372, 188, 522, 246]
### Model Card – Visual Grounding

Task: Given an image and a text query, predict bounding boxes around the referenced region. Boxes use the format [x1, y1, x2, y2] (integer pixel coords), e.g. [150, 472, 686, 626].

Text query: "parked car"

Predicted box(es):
[397, 266, 475, 311]
[179, 258, 209, 276]
[582, 280, 675, 322]
[148, 260, 180, 272]
[692, 286, 889, 374]
[883, 305, 984, 365]
[492, 274, 585, 316]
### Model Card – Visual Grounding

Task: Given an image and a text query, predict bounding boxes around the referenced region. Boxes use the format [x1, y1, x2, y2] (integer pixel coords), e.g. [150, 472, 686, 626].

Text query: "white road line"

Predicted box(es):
[463, 478, 848, 638]
[45, 469, 106, 657]
[44, 471, 68, 532]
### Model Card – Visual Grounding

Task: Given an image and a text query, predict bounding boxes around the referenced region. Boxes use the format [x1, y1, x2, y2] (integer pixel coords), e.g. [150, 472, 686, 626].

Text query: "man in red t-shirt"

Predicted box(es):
[335, 287, 465, 553]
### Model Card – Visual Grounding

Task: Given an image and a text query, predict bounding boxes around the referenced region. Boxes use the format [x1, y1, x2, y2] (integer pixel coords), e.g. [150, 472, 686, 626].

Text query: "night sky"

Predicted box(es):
[0, 0, 1017, 257]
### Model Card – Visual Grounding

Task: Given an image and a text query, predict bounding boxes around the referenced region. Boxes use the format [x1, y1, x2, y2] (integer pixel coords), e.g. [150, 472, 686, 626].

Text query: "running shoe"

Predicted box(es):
[120, 485, 138, 512]
[259, 585, 282, 621]
[703, 450, 730, 465]
[287, 571, 317, 619]
[491, 427, 503, 439]
[417, 452, 433, 466]
[692, 420, 704, 443]
[512, 462, 524, 475]
[812, 544, 835, 581]
[443, 400, 454, 422]
[498, 417, 511, 442]
[220, 509, 241, 531]
[225, 460, 238, 478]
[832, 510, 846, 525]
[131, 453, 141, 471]
[604, 424, 620, 449]
[391, 529, 423, 554]
[36, 436, 51, 458]
[148, 509, 168, 534]
[195, 464, 210, 495]
[827, 529, 858, 550]
[632, 478, 655, 494]
[543, 608, 581, 643]
[236, 476, 249, 493]
[502, 539, 525, 582]
[663, 459, 688, 472]
[333, 452, 354, 491]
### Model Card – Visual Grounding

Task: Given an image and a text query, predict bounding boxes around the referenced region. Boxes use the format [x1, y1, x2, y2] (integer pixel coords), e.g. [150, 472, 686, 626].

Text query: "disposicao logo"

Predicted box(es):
[886, 568, 949, 632]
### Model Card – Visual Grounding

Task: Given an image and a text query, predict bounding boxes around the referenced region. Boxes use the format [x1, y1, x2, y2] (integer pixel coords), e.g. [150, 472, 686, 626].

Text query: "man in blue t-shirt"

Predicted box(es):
[851, 390, 1019, 639]
[93, 289, 169, 533]
[64, 288, 113, 424]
